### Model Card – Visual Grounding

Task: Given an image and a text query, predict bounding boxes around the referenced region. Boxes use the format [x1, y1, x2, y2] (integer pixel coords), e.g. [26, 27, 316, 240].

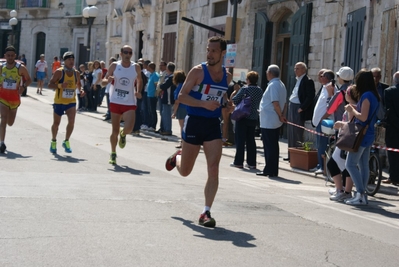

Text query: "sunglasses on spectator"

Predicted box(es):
[122, 51, 132, 55]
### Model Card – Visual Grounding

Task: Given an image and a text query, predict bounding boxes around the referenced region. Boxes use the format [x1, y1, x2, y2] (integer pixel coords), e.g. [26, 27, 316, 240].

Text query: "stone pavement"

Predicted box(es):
[24, 85, 386, 181]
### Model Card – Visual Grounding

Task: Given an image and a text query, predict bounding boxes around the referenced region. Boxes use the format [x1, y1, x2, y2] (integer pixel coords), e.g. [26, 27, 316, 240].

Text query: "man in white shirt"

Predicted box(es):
[257, 65, 287, 177]
[285, 62, 315, 161]
[311, 70, 336, 174]
[35, 54, 48, 95]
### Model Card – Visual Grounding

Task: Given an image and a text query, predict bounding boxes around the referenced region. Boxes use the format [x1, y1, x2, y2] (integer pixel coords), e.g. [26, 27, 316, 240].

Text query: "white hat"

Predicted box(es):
[336, 67, 354, 81]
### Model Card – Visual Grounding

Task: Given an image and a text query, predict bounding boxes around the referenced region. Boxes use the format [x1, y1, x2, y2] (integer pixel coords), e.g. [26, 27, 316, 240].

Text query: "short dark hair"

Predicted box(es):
[137, 62, 144, 70]
[208, 36, 227, 51]
[5, 46, 16, 53]
[167, 62, 175, 72]
[246, 71, 259, 84]
[173, 70, 186, 85]
[323, 70, 335, 81]
[148, 62, 156, 71]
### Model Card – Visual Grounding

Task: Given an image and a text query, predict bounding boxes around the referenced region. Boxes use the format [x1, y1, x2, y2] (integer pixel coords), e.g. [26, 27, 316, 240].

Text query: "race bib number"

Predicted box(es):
[62, 89, 75, 98]
[115, 88, 129, 99]
[2, 77, 17, 90]
[203, 94, 222, 102]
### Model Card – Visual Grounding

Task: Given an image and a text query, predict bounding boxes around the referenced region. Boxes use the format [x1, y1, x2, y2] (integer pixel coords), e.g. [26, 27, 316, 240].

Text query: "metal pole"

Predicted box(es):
[11, 25, 16, 46]
[86, 17, 94, 63]
[231, 0, 238, 44]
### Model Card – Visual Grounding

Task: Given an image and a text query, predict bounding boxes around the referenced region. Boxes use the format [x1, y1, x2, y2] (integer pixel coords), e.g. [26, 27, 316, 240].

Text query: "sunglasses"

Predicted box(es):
[122, 50, 132, 55]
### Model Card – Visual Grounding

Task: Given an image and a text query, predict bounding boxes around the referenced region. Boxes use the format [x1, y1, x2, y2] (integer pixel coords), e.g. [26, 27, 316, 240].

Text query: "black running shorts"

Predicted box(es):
[182, 115, 221, 145]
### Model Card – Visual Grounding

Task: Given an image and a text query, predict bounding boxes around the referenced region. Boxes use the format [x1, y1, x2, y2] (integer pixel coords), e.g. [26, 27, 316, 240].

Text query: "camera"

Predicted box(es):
[233, 80, 246, 87]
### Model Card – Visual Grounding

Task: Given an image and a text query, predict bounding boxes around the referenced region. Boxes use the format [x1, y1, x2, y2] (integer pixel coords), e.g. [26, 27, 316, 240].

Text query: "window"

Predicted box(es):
[213, 1, 228, 18]
[166, 11, 178, 25]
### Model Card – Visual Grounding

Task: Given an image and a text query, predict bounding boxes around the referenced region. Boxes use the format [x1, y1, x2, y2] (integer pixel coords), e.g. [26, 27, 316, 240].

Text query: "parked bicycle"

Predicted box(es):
[366, 124, 385, 196]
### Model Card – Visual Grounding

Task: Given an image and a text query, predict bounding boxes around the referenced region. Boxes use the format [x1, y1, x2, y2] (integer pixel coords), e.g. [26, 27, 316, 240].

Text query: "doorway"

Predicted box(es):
[276, 36, 290, 87]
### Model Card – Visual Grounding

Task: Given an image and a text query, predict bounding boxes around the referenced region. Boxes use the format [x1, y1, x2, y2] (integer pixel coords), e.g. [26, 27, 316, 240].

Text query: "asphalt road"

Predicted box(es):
[0, 89, 398, 267]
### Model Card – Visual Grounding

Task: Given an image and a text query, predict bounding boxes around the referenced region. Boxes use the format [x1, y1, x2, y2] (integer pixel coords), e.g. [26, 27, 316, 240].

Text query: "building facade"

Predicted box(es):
[1, 0, 397, 90]
[0, 0, 108, 77]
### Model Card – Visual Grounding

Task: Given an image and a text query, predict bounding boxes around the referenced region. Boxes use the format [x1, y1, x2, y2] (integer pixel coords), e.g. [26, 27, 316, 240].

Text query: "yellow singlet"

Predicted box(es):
[54, 67, 77, 105]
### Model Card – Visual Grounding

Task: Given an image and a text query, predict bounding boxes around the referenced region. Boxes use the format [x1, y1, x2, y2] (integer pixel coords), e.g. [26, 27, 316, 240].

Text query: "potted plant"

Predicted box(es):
[288, 141, 318, 171]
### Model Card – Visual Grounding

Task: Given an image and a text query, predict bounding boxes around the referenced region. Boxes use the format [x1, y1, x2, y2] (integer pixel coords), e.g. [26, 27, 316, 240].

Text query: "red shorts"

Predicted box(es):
[109, 103, 137, 115]
[0, 88, 20, 110]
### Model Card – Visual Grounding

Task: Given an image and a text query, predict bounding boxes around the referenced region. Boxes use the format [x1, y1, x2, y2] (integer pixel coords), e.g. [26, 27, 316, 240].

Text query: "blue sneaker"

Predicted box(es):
[62, 140, 72, 153]
[50, 141, 57, 153]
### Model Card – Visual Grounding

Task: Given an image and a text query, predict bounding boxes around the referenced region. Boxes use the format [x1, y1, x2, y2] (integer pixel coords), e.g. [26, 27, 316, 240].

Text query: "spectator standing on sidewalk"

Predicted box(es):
[159, 62, 176, 136]
[230, 71, 263, 169]
[310, 70, 336, 174]
[371, 67, 389, 120]
[90, 60, 102, 112]
[256, 65, 287, 176]
[103, 58, 118, 121]
[146, 62, 160, 131]
[52, 56, 61, 74]
[382, 71, 399, 186]
[155, 61, 167, 133]
[285, 62, 315, 161]
[344, 70, 380, 205]
[172, 70, 187, 148]
[35, 54, 48, 95]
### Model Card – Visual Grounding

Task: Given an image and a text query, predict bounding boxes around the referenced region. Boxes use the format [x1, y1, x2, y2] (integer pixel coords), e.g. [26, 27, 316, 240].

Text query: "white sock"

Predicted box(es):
[202, 206, 210, 213]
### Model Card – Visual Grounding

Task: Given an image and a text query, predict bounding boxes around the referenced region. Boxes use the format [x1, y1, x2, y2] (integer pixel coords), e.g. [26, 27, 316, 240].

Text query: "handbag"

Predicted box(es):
[231, 92, 251, 121]
[336, 106, 377, 152]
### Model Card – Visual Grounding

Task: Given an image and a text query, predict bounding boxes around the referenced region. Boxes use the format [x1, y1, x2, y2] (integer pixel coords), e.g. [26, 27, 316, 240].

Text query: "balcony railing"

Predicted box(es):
[20, 0, 50, 8]
[0, 0, 18, 9]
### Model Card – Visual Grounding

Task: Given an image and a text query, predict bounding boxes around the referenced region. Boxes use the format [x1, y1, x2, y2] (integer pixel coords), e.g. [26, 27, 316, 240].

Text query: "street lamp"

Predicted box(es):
[82, 0, 99, 63]
[9, 10, 18, 46]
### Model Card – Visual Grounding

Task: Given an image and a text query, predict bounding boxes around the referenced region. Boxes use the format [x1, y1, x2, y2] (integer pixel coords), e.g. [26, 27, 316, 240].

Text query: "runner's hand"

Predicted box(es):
[204, 100, 220, 111]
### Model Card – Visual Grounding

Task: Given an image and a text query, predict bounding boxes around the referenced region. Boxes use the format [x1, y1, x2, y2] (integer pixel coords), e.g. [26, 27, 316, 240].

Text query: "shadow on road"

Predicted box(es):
[109, 164, 150, 175]
[347, 200, 399, 219]
[171, 216, 256, 248]
[0, 151, 32, 159]
[268, 176, 302, 185]
[52, 154, 87, 163]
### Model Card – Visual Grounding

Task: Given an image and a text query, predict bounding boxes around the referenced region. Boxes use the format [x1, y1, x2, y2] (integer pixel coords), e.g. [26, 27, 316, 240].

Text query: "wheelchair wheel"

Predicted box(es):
[366, 152, 382, 196]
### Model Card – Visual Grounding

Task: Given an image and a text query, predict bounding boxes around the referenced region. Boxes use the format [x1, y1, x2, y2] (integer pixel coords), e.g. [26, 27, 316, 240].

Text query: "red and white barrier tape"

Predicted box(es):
[285, 121, 399, 152]
[371, 145, 399, 152]
[286, 121, 334, 138]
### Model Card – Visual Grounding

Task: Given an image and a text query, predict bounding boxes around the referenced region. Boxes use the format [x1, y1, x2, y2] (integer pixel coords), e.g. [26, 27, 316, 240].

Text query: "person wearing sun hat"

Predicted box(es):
[326, 66, 354, 123]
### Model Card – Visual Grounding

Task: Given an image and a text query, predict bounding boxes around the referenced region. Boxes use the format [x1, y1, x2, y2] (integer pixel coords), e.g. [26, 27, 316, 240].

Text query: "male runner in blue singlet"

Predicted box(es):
[165, 36, 233, 227]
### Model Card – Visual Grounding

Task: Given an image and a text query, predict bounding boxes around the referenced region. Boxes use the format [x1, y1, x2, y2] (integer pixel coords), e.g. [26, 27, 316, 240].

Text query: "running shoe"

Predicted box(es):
[199, 211, 216, 227]
[50, 141, 57, 154]
[119, 128, 126, 149]
[165, 150, 181, 171]
[62, 140, 72, 153]
[109, 152, 117, 165]
[0, 143, 6, 153]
